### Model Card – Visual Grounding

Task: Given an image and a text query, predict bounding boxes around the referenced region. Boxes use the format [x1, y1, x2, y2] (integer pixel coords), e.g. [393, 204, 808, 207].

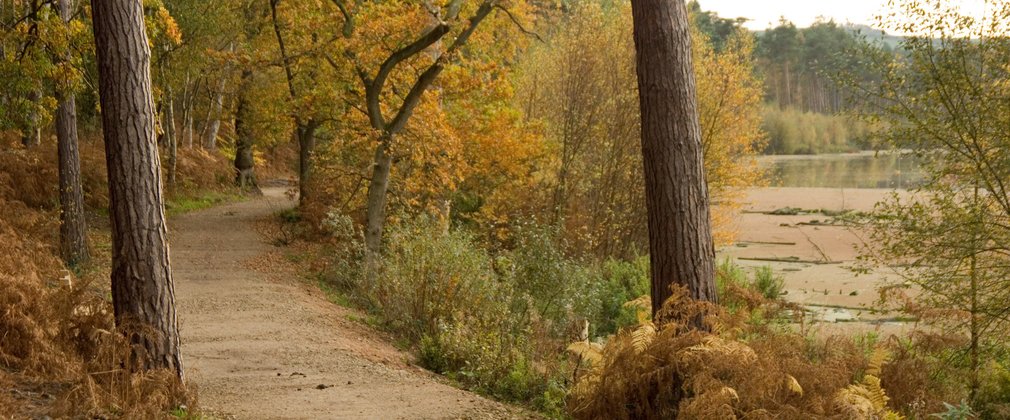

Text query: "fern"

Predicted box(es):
[630, 322, 656, 353]
[567, 341, 603, 364]
[833, 345, 904, 419]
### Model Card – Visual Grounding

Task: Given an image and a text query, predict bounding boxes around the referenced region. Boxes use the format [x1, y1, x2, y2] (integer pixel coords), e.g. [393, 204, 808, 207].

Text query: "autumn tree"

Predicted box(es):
[852, 1, 1010, 411]
[54, 0, 89, 266]
[269, 0, 324, 205]
[0, 0, 61, 147]
[517, 3, 763, 258]
[328, 0, 525, 272]
[91, 0, 183, 376]
[629, 0, 717, 314]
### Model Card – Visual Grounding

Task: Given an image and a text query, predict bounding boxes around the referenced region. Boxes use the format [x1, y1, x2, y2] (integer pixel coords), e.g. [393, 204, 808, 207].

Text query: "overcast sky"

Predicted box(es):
[696, 0, 988, 31]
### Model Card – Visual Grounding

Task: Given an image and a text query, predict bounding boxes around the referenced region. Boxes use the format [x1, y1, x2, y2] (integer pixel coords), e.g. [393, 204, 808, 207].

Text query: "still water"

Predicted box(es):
[762, 152, 923, 189]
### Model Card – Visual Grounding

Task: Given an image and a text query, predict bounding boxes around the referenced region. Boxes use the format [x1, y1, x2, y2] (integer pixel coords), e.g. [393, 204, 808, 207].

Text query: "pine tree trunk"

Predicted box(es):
[629, 0, 718, 317]
[90, 0, 183, 377]
[55, 0, 88, 267]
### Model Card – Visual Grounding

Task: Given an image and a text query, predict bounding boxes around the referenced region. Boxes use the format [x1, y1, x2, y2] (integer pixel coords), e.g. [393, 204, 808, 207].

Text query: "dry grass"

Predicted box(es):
[0, 133, 233, 417]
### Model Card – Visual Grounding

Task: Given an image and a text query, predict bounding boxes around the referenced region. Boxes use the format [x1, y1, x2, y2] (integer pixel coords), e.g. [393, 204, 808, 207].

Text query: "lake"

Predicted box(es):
[761, 151, 923, 189]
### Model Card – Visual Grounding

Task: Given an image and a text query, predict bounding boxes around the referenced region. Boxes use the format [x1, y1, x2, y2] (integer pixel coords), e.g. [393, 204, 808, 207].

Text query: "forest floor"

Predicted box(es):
[171, 185, 528, 419]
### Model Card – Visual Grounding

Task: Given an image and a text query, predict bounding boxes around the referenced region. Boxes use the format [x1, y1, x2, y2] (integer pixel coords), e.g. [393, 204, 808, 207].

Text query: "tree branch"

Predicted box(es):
[365, 23, 451, 130]
[494, 4, 543, 42]
[386, 1, 496, 135]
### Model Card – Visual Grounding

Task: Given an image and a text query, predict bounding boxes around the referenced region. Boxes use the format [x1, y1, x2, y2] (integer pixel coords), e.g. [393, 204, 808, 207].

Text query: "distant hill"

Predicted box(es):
[753, 24, 904, 50]
[842, 24, 905, 49]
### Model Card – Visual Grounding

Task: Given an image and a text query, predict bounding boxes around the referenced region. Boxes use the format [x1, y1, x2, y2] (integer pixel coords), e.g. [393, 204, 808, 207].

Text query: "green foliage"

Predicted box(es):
[761, 106, 871, 154]
[848, 0, 1010, 411]
[164, 190, 241, 216]
[325, 219, 604, 416]
[716, 258, 749, 295]
[930, 401, 976, 420]
[596, 257, 650, 335]
[752, 266, 784, 299]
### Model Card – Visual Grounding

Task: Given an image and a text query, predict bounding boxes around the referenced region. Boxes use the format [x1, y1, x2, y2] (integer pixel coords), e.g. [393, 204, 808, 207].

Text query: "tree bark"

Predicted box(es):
[90, 0, 183, 377]
[629, 0, 718, 317]
[55, 0, 88, 267]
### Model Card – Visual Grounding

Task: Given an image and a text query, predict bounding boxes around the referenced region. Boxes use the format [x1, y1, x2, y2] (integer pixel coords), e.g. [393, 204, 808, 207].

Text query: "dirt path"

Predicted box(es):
[171, 187, 525, 419]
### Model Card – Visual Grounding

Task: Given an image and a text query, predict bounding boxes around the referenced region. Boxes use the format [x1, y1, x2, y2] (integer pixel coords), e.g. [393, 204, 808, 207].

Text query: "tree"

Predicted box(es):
[853, 1, 1010, 411]
[336, 0, 501, 272]
[55, 0, 88, 266]
[91, 0, 183, 376]
[234, 67, 258, 191]
[629, 0, 717, 316]
[269, 0, 321, 206]
[516, 3, 764, 258]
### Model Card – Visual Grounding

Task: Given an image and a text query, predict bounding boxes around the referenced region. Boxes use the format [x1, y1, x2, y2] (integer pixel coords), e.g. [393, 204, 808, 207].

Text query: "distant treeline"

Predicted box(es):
[691, 2, 895, 153]
[761, 106, 871, 154]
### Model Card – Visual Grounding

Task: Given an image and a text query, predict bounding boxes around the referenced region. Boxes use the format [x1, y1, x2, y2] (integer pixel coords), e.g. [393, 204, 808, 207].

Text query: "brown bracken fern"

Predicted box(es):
[567, 285, 905, 419]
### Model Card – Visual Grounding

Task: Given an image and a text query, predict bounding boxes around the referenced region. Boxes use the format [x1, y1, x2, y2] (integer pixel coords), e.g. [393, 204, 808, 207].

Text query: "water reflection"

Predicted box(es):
[762, 152, 923, 189]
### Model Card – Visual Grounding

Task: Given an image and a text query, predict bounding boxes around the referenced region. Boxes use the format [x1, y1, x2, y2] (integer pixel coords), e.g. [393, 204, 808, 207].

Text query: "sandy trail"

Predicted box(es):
[170, 187, 523, 419]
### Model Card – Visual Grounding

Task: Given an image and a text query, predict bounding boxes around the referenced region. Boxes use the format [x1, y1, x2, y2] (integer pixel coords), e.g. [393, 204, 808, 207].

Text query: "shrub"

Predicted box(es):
[341, 219, 585, 415]
[371, 221, 503, 341]
[597, 256, 650, 335]
[752, 265, 785, 299]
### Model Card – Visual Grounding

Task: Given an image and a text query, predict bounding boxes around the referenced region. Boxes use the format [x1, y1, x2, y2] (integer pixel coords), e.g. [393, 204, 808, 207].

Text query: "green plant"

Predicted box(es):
[931, 401, 976, 420]
[752, 266, 784, 299]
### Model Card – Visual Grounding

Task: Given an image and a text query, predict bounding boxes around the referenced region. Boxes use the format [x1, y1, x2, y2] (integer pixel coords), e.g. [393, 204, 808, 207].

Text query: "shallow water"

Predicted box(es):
[761, 152, 923, 189]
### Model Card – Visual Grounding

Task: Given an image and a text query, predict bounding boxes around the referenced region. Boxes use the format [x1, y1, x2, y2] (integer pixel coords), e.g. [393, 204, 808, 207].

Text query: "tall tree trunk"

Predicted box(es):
[234, 68, 259, 193]
[203, 48, 230, 151]
[296, 121, 317, 205]
[22, 89, 42, 147]
[364, 138, 393, 276]
[55, 0, 88, 267]
[629, 0, 717, 317]
[269, 0, 316, 206]
[165, 87, 177, 186]
[203, 77, 225, 150]
[90, 0, 183, 377]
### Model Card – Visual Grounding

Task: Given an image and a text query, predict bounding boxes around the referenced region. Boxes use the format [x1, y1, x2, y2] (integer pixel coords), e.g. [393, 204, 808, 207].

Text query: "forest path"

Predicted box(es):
[170, 186, 523, 419]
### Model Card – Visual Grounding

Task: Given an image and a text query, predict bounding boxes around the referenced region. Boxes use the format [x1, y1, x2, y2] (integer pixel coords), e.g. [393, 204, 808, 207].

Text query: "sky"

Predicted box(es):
[696, 0, 988, 31]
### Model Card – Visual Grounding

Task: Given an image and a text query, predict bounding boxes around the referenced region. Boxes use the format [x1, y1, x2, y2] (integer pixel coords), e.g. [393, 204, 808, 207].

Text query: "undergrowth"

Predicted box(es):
[274, 189, 999, 419]
[0, 134, 232, 417]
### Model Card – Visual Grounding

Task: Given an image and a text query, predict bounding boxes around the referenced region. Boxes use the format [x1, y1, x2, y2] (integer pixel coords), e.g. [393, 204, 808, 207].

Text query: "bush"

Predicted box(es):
[597, 257, 650, 335]
[335, 219, 591, 416]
